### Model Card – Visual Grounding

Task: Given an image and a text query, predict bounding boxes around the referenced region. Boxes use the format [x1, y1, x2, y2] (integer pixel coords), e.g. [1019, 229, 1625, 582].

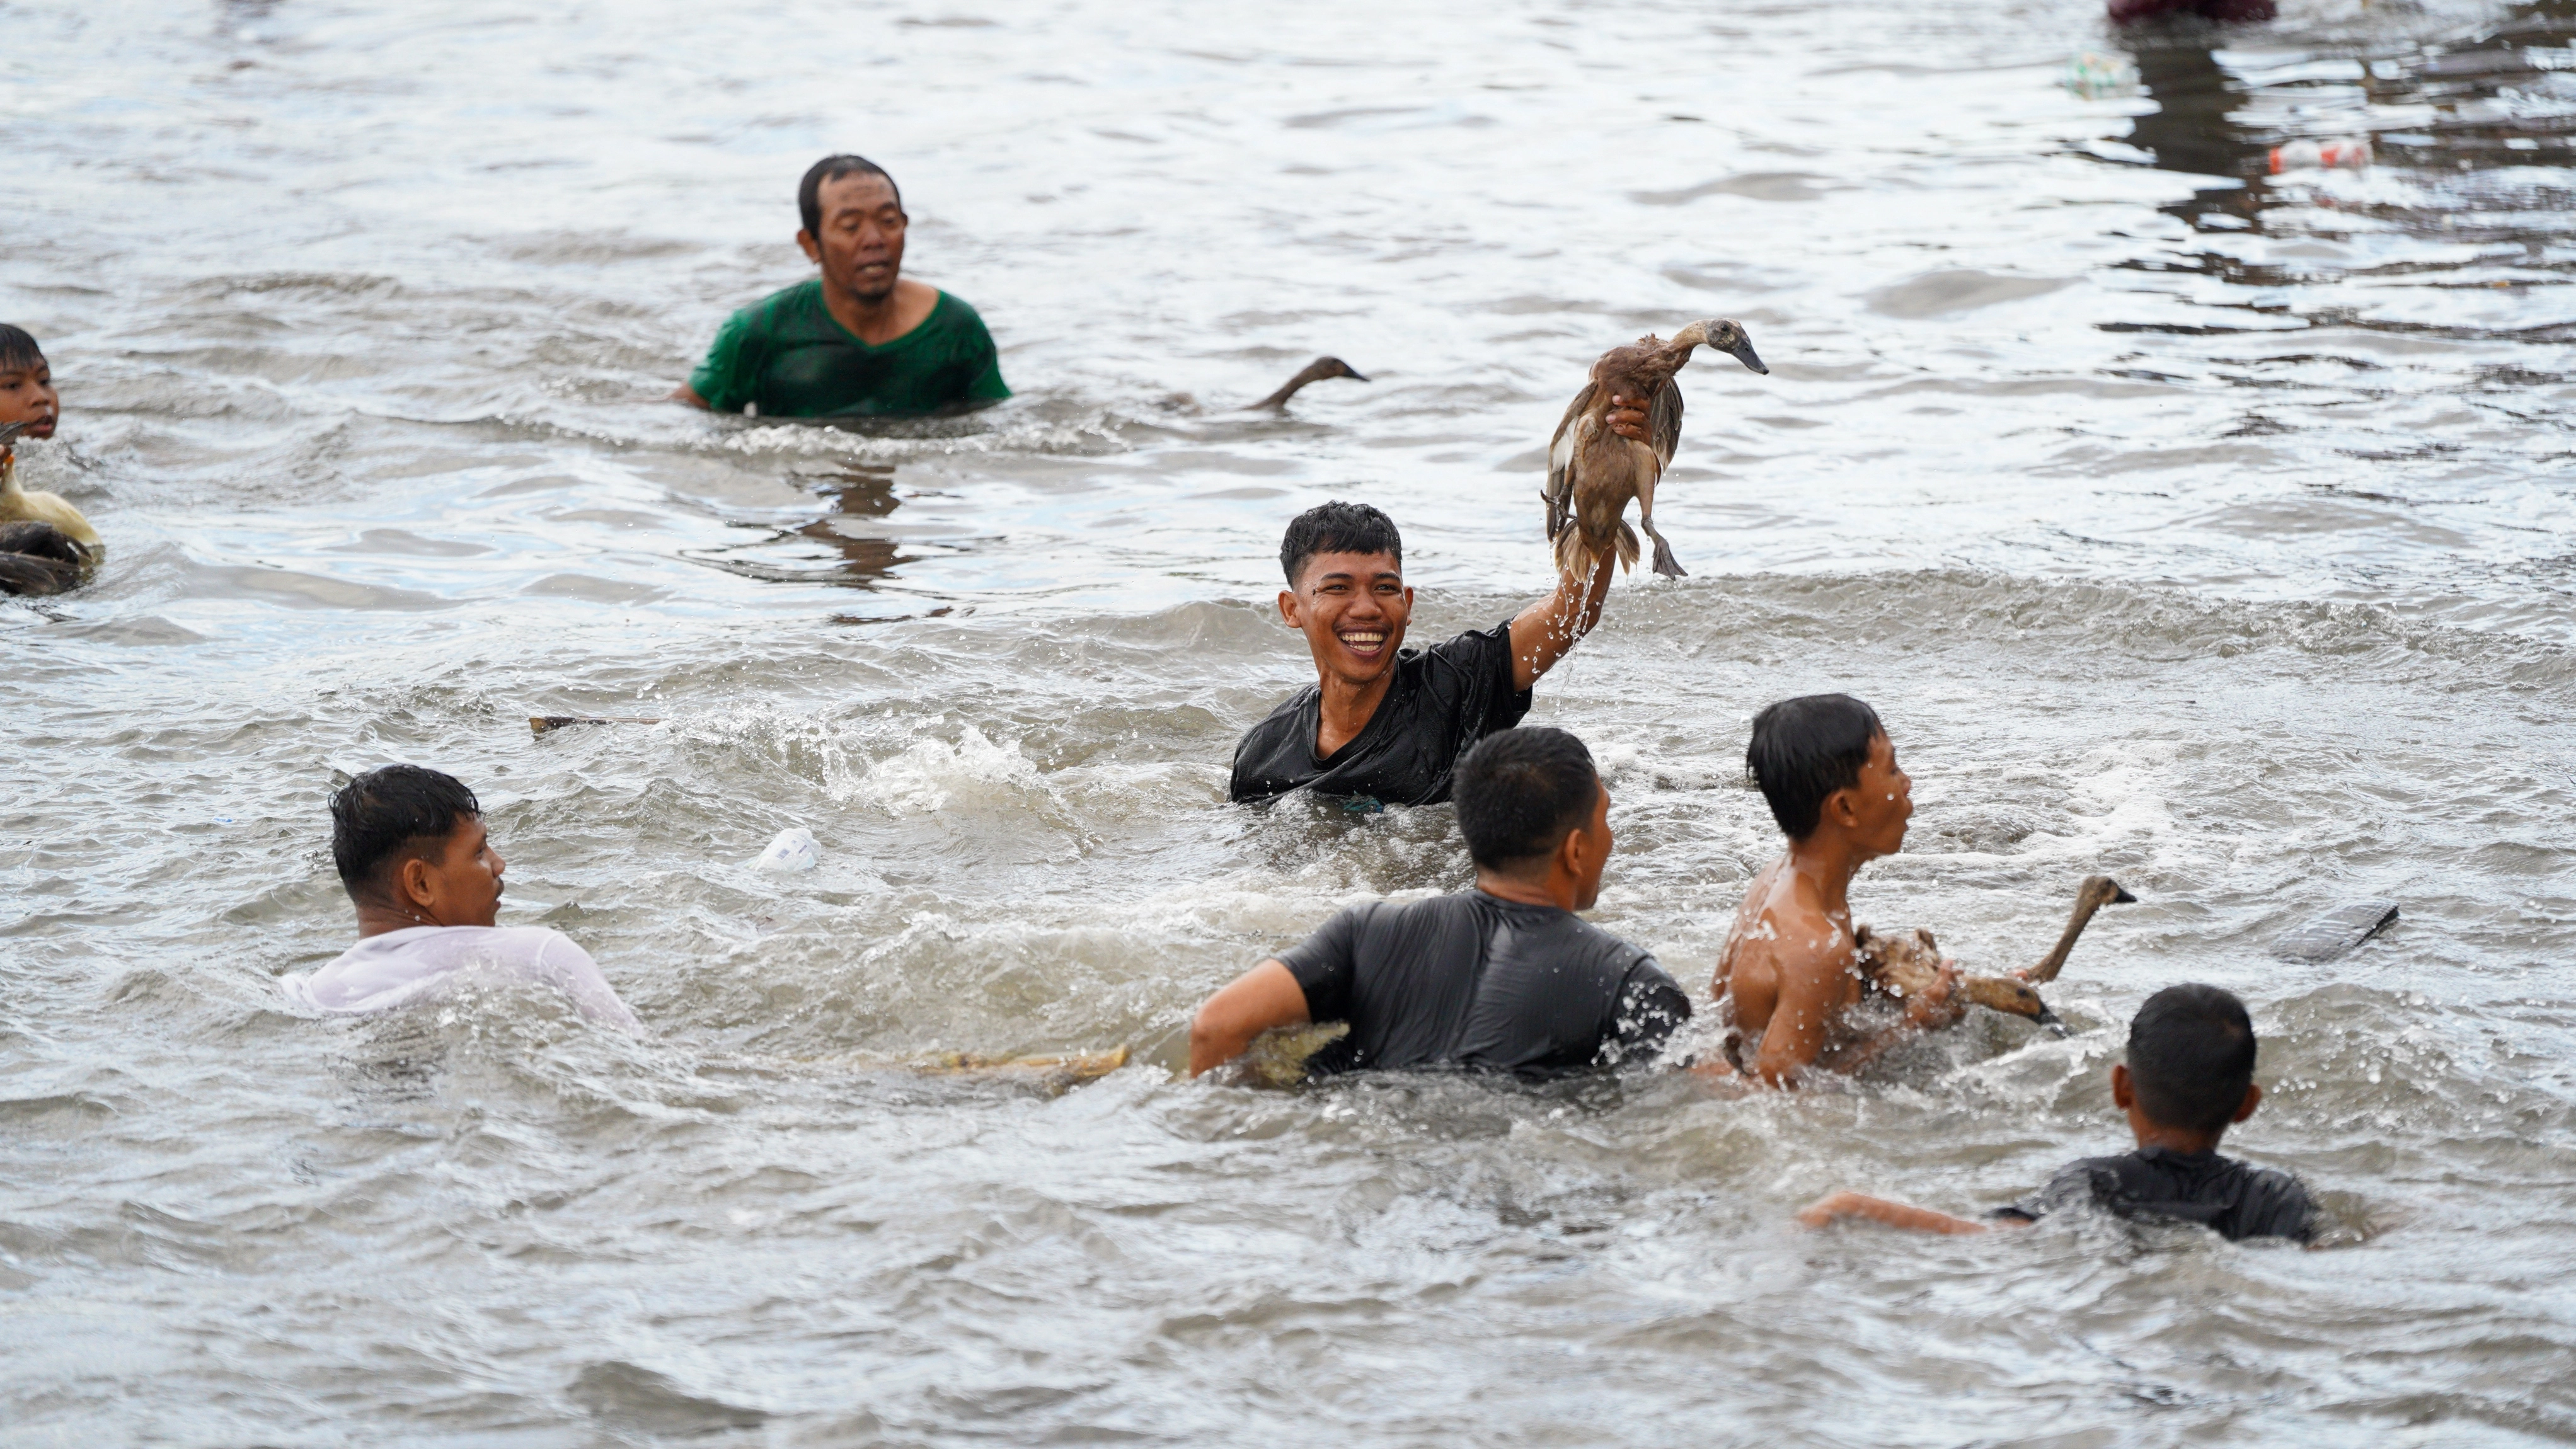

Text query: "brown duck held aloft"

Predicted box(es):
[1544, 319, 1764, 580]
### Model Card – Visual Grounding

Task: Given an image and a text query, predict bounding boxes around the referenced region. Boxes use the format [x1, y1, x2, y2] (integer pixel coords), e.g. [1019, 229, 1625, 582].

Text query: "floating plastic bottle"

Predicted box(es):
[2269, 137, 2372, 173]
[2063, 52, 2139, 99]
[750, 826, 818, 873]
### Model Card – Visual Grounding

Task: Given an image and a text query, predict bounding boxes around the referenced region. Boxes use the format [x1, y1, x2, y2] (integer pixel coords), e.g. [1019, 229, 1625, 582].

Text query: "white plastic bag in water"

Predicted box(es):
[750, 826, 819, 873]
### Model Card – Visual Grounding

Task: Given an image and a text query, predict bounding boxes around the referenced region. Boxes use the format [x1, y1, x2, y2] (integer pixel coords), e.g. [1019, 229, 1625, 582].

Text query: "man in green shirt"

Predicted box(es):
[673, 154, 1009, 418]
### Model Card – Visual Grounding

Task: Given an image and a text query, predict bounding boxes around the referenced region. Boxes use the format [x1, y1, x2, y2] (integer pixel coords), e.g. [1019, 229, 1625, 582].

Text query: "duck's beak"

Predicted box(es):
[2110, 883, 2138, 904]
[1725, 337, 1768, 375]
[1346, 367, 1371, 383]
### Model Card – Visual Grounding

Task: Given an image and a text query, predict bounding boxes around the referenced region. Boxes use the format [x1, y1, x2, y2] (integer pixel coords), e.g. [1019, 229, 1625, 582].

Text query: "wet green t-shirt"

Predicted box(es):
[687, 280, 1009, 418]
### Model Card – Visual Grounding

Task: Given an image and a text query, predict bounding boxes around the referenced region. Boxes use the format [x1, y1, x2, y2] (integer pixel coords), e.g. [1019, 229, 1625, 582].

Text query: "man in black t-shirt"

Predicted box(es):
[1228, 498, 1627, 808]
[1798, 985, 2323, 1244]
[1191, 728, 1691, 1079]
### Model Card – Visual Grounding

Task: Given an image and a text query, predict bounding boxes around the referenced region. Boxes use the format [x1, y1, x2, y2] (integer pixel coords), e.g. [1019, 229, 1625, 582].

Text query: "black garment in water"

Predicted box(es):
[1275, 888, 1691, 1077]
[1228, 621, 1530, 807]
[1995, 1145, 2320, 1243]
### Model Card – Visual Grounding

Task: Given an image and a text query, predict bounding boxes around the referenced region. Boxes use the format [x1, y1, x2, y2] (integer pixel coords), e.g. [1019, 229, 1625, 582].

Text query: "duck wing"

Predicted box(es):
[1544, 381, 1595, 540]
[1649, 379, 1684, 472]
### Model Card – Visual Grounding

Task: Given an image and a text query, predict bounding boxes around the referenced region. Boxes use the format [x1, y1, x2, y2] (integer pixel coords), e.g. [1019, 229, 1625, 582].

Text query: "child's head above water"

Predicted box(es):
[2121, 983, 2262, 1146]
[0, 325, 59, 443]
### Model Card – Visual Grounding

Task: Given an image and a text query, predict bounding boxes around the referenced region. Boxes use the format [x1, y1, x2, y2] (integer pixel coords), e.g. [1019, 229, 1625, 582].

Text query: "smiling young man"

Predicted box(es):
[1711, 694, 1964, 1084]
[1228, 501, 1622, 808]
[672, 154, 1008, 418]
[282, 765, 642, 1032]
[1192, 727, 1691, 1078]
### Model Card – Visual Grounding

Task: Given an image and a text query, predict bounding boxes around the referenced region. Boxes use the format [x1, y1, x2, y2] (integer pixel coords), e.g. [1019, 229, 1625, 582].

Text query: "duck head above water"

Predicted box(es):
[1250, 355, 1369, 411]
[1589, 318, 1767, 397]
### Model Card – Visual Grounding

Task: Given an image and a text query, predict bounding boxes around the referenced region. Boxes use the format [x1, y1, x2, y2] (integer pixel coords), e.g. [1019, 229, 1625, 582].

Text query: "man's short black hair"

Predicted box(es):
[2127, 984, 2258, 1135]
[1745, 693, 1884, 840]
[1280, 501, 1401, 586]
[799, 154, 902, 238]
[330, 765, 480, 905]
[0, 324, 43, 373]
[1455, 727, 1599, 873]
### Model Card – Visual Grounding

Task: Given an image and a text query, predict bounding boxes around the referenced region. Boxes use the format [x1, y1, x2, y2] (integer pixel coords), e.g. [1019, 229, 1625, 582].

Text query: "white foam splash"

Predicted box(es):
[844, 726, 1045, 815]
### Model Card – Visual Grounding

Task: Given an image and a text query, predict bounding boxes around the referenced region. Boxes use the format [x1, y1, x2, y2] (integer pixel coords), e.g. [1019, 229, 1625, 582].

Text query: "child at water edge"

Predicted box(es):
[0, 323, 98, 596]
[1798, 983, 2321, 1244]
[0, 324, 60, 442]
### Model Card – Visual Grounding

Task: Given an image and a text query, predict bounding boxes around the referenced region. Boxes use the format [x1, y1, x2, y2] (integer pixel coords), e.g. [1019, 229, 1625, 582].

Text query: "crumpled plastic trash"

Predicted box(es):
[750, 826, 819, 873]
[2064, 51, 2139, 99]
[2269, 138, 2372, 173]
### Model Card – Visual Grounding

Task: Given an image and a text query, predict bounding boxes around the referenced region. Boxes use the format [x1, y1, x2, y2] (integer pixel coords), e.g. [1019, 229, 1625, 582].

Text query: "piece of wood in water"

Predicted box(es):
[910, 1045, 1130, 1088]
[529, 715, 662, 735]
[2274, 900, 2399, 963]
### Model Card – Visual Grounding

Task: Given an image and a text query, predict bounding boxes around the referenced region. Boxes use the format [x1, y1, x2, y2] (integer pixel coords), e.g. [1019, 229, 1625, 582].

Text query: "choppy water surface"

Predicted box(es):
[6, 0, 2575, 1442]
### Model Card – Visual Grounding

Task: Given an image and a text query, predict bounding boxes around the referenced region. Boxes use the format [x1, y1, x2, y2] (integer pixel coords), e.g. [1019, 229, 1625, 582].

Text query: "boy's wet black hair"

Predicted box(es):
[1455, 726, 1598, 872]
[798, 154, 902, 238]
[2127, 984, 2259, 1134]
[1279, 500, 1402, 585]
[1744, 693, 1884, 840]
[0, 324, 44, 372]
[330, 765, 480, 905]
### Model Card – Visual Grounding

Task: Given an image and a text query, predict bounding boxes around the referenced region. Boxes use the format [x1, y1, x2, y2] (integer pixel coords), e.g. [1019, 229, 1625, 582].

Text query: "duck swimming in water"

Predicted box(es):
[0, 422, 98, 550]
[0, 421, 99, 595]
[1544, 319, 1764, 580]
[0, 520, 87, 597]
[1247, 355, 1368, 411]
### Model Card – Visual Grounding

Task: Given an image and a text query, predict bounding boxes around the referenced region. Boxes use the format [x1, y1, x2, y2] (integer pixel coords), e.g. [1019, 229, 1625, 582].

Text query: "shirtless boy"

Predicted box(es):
[1713, 693, 1964, 1084]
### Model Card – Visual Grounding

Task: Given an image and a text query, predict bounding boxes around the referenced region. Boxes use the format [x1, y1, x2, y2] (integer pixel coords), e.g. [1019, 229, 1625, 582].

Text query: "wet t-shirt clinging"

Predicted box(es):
[1995, 1145, 2320, 1243]
[1229, 621, 1530, 807]
[1274, 888, 1692, 1077]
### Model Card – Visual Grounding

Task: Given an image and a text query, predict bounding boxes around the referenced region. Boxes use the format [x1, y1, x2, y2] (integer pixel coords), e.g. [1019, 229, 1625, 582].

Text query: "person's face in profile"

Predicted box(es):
[399, 814, 507, 929]
[1842, 731, 1912, 859]
[800, 172, 909, 305]
[1572, 781, 1614, 911]
[1279, 550, 1413, 689]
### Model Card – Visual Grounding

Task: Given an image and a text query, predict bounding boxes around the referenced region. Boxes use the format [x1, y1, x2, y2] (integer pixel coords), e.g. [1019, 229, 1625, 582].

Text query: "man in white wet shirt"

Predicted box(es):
[282, 765, 643, 1033]
[1193, 727, 1691, 1078]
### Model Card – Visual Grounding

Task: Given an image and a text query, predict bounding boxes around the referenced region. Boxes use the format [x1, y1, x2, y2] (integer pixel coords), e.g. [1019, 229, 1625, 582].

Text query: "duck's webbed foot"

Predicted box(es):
[1643, 522, 1688, 580]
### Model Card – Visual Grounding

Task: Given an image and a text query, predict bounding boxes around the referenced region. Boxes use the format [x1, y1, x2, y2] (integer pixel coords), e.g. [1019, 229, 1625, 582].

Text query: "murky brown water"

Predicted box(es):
[5, 0, 2574, 1443]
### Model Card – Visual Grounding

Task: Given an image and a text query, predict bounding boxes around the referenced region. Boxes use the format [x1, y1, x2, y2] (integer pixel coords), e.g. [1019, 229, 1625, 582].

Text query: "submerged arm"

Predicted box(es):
[1815, 964, 1966, 1076]
[1188, 959, 1311, 1077]
[1797, 1191, 2019, 1235]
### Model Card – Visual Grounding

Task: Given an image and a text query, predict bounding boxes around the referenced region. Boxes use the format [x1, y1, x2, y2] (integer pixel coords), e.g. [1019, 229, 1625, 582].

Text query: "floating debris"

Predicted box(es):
[2270, 138, 2372, 173]
[2064, 51, 2139, 100]
[2275, 900, 2399, 962]
[529, 715, 661, 735]
[749, 826, 818, 873]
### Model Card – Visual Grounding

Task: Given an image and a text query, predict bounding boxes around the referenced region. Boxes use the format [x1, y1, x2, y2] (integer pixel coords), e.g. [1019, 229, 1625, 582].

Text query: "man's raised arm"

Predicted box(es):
[1507, 547, 1618, 692]
[1505, 396, 1651, 690]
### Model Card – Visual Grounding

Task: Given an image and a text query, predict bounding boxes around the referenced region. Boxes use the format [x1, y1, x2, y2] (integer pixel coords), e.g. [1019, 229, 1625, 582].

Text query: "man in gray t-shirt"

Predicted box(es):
[1192, 727, 1689, 1079]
